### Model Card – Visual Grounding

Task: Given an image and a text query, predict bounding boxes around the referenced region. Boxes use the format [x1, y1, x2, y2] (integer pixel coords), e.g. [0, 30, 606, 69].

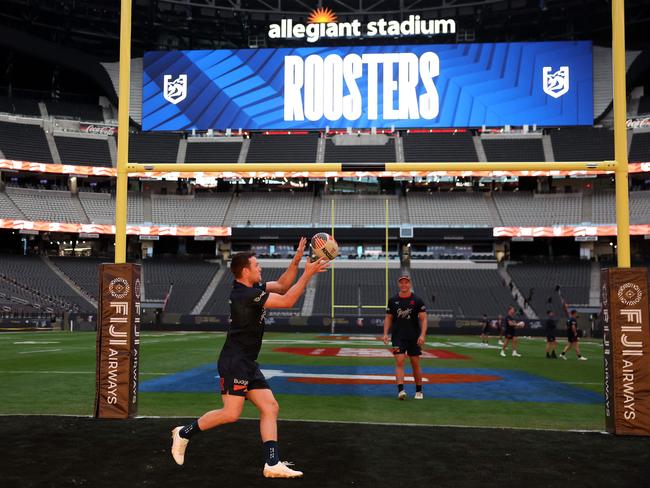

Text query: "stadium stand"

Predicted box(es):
[0, 96, 41, 117]
[54, 135, 113, 167]
[507, 262, 591, 317]
[493, 192, 582, 226]
[246, 134, 319, 163]
[6, 188, 86, 223]
[151, 193, 231, 226]
[185, 140, 242, 163]
[142, 259, 220, 313]
[227, 192, 313, 226]
[311, 268, 401, 316]
[128, 132, 180, 163]
[550, 127, 614, 161]
[324, 137, 396, 163]
[482, 137, 545, 162]
[45, 100, 104, 122]
[320, 195, 400, 226]
[409, 267, 516, 317]
[0, 191, 26, 219]
[406, 192, 495, 227]
[0, 121, 53, 164]
[592, 190, 650, 224]
[78, 191, 144, 224]
[51, 257, 102, 300]
[637, 95, 650, 115]
[629, 131, 650, 162]
[402, 132, 478, 162]
[0, 256, 92, 312]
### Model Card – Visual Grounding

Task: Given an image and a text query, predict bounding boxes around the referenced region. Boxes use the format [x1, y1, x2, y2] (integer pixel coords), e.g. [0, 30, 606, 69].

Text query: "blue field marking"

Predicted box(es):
[140, 364, 602, 404]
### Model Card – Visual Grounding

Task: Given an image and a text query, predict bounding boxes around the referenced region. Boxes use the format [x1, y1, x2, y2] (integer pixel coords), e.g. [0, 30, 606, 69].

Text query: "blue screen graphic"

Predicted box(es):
[142, 41, 593, 131]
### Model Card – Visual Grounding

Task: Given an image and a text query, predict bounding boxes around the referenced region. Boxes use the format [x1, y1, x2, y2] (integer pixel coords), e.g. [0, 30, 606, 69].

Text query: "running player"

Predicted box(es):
[170, 240, 329, 478]
[382, 275, 427, 400]
[499, 306, 522, 357]
[559, 299, 587, 361]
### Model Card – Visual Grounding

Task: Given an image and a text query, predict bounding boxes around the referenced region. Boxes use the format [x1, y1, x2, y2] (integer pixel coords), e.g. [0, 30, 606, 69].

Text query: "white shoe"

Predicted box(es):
[512, 351, 522, 357]
[171, 426, 189, 466]
[499, 350, 506, 357]
[263, 461, 303, 478]
[414, 391, 424, 400]
[498, 340, 504, 346]
[397, 390, 407, 400]
[560, 354, 567, 360]
[578, 356, 588, 361]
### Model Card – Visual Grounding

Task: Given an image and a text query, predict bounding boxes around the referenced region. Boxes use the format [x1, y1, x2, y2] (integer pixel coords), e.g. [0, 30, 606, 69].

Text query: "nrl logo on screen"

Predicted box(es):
[268, 7, 455, 44]
[542, 66, 569, 99]
[163, 74, 187, 104]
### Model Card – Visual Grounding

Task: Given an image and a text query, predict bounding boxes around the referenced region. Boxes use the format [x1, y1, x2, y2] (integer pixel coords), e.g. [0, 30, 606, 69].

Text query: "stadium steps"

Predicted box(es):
[221, 193, 238, 226]
[72, 193, 91, 224]
[316, 137, 326, 163]
[472, 135, 487, 162]
[143, 191, 153, 223]
[484, 193, 504, 226]
[581, 192, 593, 222]
[191, 263, 226, 314]
[499, 263, 538, 319]
[43, 125, 62, 165]
[238, 139, 250, 163]
[38, 101, 48, 118]
[176, 139, 187, 165]
[42, 256, 97, 309]
[542, 134, 555, 162]
[394, 133, 404, 162]
[301, 274, 318, 316]
[399, 194, 410, 224]
[107, 135, 117, 167]
[311, 193, 322, 225]
[589, 262, 601, 307]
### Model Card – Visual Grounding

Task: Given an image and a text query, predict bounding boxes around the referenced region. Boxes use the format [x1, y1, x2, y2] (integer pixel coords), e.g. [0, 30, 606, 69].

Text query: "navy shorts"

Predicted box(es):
[482, 324, 490, 334]
[505, 327, 516, 339]
[546, 335, 556, 343]
[391, 338, 422, 357]
[218, 354, 270, 397]
[567, 334, 578, 343]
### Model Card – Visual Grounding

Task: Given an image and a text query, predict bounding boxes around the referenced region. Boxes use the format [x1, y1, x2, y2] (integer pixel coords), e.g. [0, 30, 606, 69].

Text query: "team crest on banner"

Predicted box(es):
[163, 74, 187, 104]
[543, 66, 570, 99]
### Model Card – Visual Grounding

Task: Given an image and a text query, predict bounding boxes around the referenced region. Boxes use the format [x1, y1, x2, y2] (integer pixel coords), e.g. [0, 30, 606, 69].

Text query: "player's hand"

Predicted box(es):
[382, 335, 389, 345]
[417, 335, 425, 346]
[517, 321, 525, 328]
[305, 257, 329, 277]
[293, 237, 307, 264]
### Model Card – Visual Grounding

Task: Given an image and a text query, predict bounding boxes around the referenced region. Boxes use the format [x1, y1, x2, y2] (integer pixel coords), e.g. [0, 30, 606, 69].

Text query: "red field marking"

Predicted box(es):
[288, 373, 502, 385]
[273, 347, 469, 360]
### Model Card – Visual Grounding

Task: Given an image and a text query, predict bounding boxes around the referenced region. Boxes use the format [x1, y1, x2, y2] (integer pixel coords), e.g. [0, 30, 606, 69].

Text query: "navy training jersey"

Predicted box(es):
[220, 281, 269, 361]
[566, 317, 577, 333]
[545, 317, 557, 334]
[386, 293, 426, 340]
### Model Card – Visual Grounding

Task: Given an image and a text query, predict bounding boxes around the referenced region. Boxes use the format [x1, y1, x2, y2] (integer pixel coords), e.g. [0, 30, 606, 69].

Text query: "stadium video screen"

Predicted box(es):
[142, 41, 593, 131]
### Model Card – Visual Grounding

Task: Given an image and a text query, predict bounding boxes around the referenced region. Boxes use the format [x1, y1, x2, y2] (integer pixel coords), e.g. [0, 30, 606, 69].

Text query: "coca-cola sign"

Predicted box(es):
[626, 116, 650, 129]
[80, 124, 118, 136]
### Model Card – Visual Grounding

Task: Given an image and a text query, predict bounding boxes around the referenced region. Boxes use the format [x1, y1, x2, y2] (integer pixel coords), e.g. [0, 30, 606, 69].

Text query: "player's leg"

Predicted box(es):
[409, 354, 424, 399]
[511, 336, 521, 357]
[394, 352, 407, 399]
[248, 388, 303, 478]
[560, 339, 573, 359]
[574, 339, 587, 360]
[171, 394, 245, 466]
[500, 337, 510, 356]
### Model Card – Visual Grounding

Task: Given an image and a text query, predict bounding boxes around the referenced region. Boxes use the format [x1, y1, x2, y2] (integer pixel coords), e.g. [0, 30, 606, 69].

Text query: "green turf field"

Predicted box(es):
[0, 331, 604, 431]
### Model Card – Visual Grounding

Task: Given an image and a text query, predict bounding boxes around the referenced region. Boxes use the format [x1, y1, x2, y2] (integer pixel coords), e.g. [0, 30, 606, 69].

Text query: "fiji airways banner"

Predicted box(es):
[142, 41, 593, 131]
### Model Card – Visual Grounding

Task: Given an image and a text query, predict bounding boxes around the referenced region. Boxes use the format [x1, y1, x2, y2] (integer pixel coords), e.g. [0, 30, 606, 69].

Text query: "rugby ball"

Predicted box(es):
[310, 232, 339, 261]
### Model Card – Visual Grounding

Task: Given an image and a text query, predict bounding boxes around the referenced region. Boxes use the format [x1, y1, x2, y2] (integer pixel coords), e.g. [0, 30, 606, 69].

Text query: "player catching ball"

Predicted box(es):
[171, 238, 330, 478]
[499, 306, 524, 358]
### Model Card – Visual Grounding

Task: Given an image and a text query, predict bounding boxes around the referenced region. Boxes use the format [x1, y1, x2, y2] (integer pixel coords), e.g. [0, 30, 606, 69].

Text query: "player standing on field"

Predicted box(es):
[170, 239, 329, 478]
[559, 299, 587, 361]
[383, 275, 427, 400]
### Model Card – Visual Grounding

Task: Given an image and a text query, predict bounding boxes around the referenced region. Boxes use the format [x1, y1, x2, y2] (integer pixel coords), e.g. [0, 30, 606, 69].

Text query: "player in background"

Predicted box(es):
[383, 275, 427, 400]
[499, 306, 522, 357]
[545, 310, 558, 359]
[559, 299, 587, 361]
[480, 313, 491, 346]
[171, 240, 330, 478]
